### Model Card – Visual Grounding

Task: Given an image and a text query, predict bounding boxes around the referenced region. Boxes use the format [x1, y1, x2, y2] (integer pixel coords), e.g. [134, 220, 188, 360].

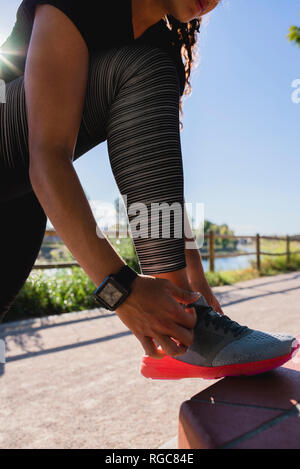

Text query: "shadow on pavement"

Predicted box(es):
[1, 273, 300, 368]
[217, 284, 300, 308]
[5, 329, 132, 363]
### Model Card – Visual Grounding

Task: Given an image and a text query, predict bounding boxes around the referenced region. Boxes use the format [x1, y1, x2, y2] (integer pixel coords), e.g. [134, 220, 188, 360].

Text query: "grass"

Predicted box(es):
[206, 252, 300, 287]
[206, 267, 259, 287]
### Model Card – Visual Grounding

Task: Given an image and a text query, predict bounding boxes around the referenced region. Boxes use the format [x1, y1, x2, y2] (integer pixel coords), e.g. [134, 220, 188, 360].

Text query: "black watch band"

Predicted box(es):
[111, 264, 138, 290]
[92, 264, 138, 311]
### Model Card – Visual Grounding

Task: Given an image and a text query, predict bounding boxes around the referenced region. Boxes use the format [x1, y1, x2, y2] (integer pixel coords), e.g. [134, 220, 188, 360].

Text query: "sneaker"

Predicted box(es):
[140, 296, 300, 380]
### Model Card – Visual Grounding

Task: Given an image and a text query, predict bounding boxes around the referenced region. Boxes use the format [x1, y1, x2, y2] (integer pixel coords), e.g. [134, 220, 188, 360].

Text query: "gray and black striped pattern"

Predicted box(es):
[0, 43, 186, 275]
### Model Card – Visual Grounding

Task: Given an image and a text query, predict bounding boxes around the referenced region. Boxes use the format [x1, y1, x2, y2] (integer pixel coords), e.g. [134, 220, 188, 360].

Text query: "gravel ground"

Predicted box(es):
[0, 271, 299, 449]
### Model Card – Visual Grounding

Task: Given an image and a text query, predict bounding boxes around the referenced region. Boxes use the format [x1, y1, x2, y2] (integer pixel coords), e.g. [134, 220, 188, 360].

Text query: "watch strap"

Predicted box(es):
[111, 264, 138, 290]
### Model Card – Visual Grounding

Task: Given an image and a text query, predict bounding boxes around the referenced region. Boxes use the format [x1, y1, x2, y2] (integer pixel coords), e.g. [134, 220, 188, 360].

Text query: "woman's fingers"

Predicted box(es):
[155, 316, 194, 349]
[139, 336, 164, 359]
[156, 334, 188, 357]
[171, 323, 195, 348]
[185, 305, 197, 317]
[166, 298, 197, 329]
[166, 282, 201, 307]
[115, 275, 200, 358]
[139, 334, 189, 359]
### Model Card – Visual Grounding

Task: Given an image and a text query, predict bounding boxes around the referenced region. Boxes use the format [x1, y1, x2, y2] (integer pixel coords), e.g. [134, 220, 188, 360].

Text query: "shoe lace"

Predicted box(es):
[191, 304, 248, 338]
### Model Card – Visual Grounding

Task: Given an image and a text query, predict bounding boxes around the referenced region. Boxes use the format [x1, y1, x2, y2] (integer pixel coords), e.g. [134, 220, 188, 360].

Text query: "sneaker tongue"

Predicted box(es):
[193, 303, 248, 336]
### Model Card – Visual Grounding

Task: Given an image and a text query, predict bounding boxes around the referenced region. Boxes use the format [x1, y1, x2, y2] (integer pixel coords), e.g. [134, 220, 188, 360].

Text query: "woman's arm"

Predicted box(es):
[25, 4, 200, 358]
[25, 4, 124, 286]
[184, 204, 223, 314]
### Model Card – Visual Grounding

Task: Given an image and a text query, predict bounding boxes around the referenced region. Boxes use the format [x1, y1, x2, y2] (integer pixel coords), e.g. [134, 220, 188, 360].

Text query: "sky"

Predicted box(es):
[1, 0, 300, 236]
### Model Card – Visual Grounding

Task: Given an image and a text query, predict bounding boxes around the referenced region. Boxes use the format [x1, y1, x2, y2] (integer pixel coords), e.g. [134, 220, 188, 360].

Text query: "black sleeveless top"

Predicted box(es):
[0, 0, 186, 95]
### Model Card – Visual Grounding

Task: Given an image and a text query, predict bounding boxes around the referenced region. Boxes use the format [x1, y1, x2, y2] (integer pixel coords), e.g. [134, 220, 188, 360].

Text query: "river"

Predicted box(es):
[39, 242, 257, 277]
[201, 242, 256, 272]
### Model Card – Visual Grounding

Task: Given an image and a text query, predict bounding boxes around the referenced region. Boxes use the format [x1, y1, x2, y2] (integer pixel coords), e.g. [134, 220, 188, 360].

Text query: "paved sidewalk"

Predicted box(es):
[0, 271, 299, 449]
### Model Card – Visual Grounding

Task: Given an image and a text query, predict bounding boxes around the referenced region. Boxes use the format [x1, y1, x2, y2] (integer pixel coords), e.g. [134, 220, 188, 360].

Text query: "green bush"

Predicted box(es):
[5, 267, 97, 322]
[4, 236, 141, 323]
[108, 236, 141, 273]
[206, 267, 259, 287]
[258, 253, 300, 276]
[3, 245, 300, 323]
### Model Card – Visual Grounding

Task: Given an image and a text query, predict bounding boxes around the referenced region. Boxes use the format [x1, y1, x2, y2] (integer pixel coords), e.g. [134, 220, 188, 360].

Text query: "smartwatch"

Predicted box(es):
[93, 264, 138, 311]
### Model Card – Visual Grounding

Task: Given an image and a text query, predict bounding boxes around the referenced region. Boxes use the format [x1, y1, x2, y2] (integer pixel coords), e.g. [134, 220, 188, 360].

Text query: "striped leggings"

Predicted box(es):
[0, 43, 187, 321]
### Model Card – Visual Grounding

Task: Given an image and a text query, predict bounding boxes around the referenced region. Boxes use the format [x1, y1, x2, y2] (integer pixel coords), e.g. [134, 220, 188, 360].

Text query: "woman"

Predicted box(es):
[0, 0, 298, 379]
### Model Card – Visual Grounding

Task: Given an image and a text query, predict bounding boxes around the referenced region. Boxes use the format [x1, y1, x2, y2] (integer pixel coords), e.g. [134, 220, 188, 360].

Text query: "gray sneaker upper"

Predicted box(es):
[175, 296, 295, 367]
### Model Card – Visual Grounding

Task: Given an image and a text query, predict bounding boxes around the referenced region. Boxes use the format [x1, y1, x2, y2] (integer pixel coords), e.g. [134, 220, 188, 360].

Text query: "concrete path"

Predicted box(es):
[0, 271, 299, 449]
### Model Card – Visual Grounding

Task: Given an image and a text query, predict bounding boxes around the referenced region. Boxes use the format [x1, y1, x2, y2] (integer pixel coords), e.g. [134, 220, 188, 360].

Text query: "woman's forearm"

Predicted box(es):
[185, 244, 224, 314]
[185, 239, 211, 292]
[29, 151, 126, 286]
[183, 203, 212, 298]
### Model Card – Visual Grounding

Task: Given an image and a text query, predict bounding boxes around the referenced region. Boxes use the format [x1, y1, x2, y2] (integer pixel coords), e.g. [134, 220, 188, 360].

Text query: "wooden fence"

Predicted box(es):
[199, 233, 300, 272]
[33, 231, 300, 273]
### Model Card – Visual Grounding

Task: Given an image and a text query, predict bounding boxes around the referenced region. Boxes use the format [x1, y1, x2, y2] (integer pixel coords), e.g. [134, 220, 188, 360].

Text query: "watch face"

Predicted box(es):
[99, 280, 124, 308]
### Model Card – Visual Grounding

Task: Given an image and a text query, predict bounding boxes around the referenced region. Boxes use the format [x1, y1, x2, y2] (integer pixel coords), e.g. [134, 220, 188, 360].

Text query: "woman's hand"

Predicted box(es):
[184, 240, 224, 315]
[189, 274, 224, 314]
[187, 268, 224, 314]
[115, 274, 202, 358]
[204, 290, 224, 315]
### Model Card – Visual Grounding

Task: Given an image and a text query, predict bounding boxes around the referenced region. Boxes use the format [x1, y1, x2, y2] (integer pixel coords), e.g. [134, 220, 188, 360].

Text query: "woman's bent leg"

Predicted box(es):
[0, 191, 47, 322]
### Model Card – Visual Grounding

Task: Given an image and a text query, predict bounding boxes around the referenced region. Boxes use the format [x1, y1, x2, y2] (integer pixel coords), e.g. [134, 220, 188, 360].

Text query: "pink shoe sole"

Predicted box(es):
[140, 340, 300, 380]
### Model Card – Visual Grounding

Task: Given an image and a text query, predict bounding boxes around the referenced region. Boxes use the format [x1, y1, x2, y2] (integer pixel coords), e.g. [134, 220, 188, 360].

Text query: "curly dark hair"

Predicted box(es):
[164, 14, 202, 131]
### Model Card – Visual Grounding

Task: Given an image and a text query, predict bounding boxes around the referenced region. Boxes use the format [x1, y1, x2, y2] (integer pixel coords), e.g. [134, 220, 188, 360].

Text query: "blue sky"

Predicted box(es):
[1, 0, 300, 236]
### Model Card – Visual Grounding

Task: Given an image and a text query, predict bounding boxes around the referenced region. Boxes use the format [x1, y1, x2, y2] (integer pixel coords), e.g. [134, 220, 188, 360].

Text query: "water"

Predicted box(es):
[202, 254, 256, 272]
[36, 243, 257, 278]
[201, 243, 256, 272]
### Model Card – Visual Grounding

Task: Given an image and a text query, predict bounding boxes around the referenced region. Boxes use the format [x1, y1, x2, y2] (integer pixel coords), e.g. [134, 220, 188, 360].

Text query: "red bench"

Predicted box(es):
[178, 360, 300, 449]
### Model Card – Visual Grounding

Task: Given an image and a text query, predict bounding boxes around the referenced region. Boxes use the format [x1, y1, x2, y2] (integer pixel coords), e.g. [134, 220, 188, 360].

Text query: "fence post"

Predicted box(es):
[209, 230, 215, 272]
[256, 233, 261, 272]
[286, 235, 290, 265]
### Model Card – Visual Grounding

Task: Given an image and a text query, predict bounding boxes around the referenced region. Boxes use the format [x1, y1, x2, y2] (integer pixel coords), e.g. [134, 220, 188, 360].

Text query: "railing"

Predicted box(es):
[34, 230, 300, 273]
[200, 233, 300, 272]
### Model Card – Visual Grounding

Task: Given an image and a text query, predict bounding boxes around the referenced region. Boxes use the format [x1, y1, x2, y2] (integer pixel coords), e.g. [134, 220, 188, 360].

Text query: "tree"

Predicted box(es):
[287, 13, 300, 47]
[197, 220, 238, 253]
